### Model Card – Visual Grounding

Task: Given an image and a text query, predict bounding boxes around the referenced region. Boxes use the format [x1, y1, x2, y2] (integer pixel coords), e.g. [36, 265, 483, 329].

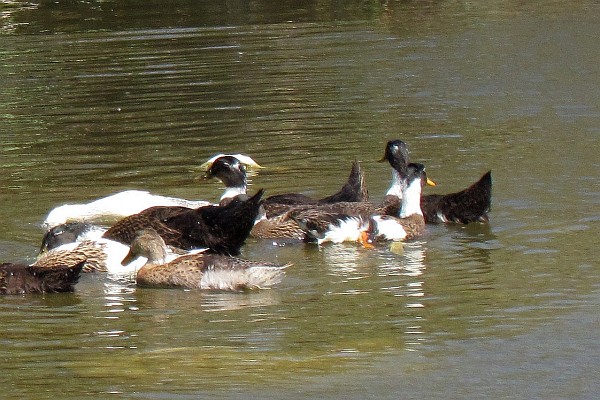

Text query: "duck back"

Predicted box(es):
[0, 261, 85, 295]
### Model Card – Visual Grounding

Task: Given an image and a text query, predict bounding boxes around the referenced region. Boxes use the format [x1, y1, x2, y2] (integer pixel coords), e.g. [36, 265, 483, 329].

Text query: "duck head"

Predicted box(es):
[380, 140, 410, 174]
[122, 228, 168, 266]
[203, 156, 248, 203]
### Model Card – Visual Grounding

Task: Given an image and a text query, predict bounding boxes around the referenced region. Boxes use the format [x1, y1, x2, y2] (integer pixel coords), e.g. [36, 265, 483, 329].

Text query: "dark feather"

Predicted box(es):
[0, 261, 85, 295]
[421, 171, 492, 224]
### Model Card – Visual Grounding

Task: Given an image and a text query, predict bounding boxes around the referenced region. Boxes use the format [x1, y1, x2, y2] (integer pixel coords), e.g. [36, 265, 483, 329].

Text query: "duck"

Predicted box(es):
[42, 154, 261, 228]
[293, 162, 429, 246]
[380, 139, 492, 224]
[102, 189, 265, 256]
[122, 229, 289, 291]
[1, 252, 86, 295]
[250, 161, 370, 239]
[38, 221, 206, 279]
[262, 160, 368, 212]
[249, 154, 432, 240]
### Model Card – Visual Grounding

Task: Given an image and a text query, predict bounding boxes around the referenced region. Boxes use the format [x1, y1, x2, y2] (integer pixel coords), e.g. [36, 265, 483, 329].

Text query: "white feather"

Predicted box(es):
[200, 265, 287, 290]
[317, 217, 367, 245]
[43, 190, 210, 228]
[372, 216, 407, 241]
[385, 169, 404, 198]
[399, 176, 423, 218]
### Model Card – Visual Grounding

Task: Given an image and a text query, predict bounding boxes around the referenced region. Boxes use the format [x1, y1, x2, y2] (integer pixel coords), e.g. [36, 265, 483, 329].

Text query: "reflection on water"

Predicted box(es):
[1, 0, 599, 398]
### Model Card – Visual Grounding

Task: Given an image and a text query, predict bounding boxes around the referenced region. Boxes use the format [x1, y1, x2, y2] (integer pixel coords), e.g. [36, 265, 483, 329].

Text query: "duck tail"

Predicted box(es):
[200, 256, 289, 290]
[242, 263, 289, 289]
[318, 161, 369, 203]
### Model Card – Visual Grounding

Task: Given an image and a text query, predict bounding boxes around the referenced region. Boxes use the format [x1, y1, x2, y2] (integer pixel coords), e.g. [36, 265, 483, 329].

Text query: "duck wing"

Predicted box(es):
[103, 206, 191, 245]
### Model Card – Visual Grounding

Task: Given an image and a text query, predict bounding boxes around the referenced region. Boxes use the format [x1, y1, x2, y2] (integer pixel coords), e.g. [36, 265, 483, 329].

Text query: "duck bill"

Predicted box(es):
[358, 231, 375, 249]
[426, 178, 437, 186]
[121, 250, 137, 266]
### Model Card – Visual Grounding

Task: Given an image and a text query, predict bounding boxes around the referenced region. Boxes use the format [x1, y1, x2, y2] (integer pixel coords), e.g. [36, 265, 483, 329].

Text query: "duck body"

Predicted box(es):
[251, 161, 369, 239]
[136, 253, 287, 291]
[42, 154, 259, 229]
[43, 190, 210, 228]
[125, 229, 288, 291]
[296, 163, 427, 246]
[0, 259, 85, 295]
[420, 170, 492, 224]
[381, 139, 492, 224]
[103, 189, 265, 256]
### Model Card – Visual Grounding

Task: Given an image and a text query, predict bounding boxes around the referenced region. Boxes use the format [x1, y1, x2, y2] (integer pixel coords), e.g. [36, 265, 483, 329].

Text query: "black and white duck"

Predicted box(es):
[380, 139, 492, 224]
[293, 162, 429, 246]
[122, 229, 289, 291]
[42, 154, 261, 228]
[102, 189, 265, 256]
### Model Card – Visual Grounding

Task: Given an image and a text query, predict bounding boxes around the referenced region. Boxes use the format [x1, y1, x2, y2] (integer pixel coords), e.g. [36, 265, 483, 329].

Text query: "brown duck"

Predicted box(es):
[1, 250, 86, 294]
[122, 229, 289, 291]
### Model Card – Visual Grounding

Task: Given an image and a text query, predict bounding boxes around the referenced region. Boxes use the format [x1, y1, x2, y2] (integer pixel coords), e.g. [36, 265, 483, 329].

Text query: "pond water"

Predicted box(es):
[1, 1, 599, 398]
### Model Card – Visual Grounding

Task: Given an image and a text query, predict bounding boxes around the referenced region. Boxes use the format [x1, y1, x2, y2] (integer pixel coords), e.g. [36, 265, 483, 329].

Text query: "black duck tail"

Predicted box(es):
[319, 161, 369, 204]
[421, 170, 492, 224]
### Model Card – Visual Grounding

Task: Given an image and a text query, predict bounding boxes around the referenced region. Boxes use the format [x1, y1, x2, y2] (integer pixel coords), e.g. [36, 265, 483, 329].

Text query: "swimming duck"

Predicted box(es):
[122, 229, 288, 291]
[103, 189, 265, 256]
[39, 221, 206, 279]
[294, 162, 428, 246]
[42, 154, 261, 228]
[249, 155, 427, 240]
[250, 161, 369, 239]
[263, 160, 368, 213]
[1, 252, 86, 295]
[381, 139, 492, 224]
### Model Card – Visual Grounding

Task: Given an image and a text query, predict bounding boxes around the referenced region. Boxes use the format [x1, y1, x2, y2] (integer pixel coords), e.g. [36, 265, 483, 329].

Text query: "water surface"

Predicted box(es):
[1, 1, 599, 398]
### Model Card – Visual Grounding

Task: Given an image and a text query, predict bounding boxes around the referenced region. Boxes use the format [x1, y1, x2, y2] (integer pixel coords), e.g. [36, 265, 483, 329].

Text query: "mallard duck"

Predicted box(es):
[381, 139, 492, 224]
[122, 229, 288, 291]
[1, 252, 86, 295]
[103, 189, 265, 256]
[39, 221, 206, 279]
[42, 154, 260, 228]
[294, 163, 428, 246]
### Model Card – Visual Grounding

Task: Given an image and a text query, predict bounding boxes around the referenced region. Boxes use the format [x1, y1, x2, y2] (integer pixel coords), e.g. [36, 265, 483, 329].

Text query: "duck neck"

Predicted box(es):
[399, 178, 423, 218]
[220, 184, 247, 203]
[385, 169, 404, 199]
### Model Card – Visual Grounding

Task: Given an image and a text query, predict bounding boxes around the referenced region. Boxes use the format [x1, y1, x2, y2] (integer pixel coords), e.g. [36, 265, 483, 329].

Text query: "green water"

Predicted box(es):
[1, 1, 599, 398]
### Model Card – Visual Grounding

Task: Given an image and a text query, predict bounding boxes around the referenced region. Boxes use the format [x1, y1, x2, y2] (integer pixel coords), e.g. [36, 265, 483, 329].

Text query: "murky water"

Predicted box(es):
[1, 1, 599, 398]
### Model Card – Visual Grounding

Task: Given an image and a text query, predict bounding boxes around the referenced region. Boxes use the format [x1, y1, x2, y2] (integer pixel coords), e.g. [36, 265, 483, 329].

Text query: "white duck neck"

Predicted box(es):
[399, 178, 423, 217]
[385, 169, 404, 199]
